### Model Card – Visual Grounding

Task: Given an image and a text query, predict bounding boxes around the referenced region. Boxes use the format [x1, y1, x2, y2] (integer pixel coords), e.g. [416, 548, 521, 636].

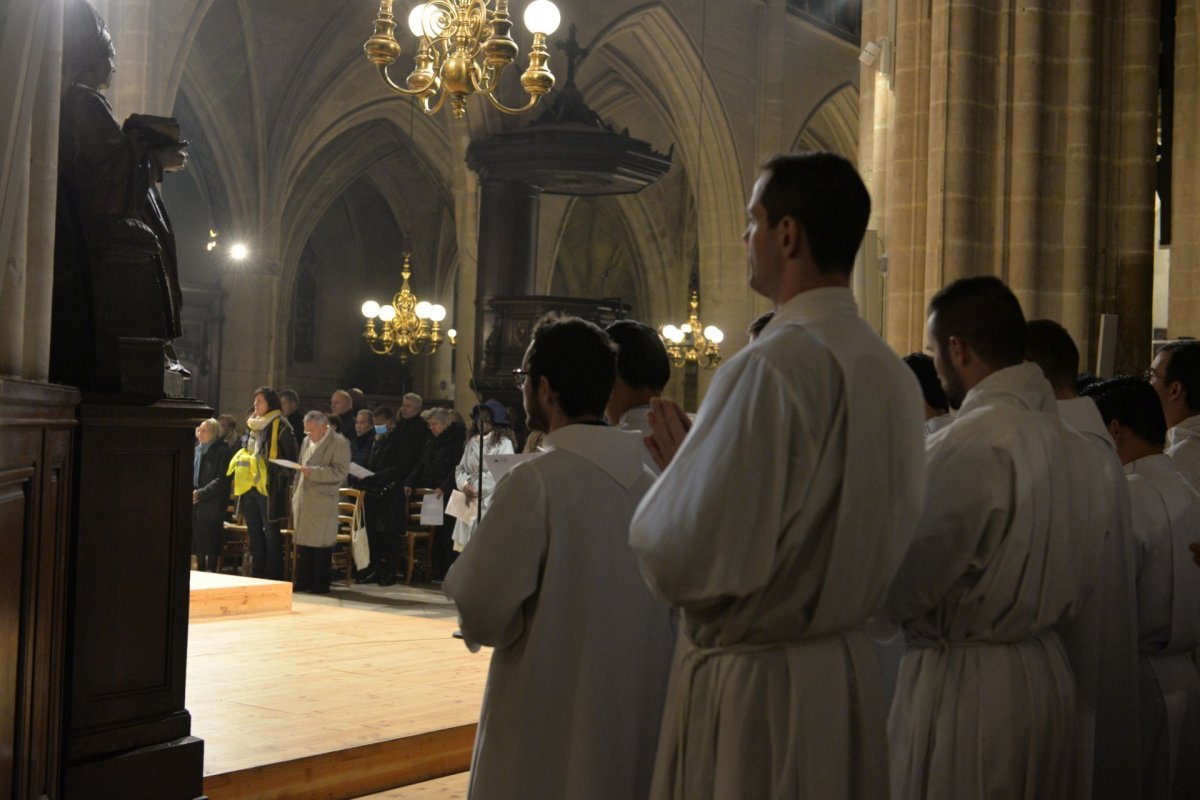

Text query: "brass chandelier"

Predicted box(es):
[363, 0, 562, 118]
[360, 253, 450, 361]
[660, 290, 724, 370]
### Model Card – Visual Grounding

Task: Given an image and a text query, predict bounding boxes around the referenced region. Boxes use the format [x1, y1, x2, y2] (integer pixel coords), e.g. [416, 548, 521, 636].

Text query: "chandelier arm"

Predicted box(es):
[483, 89, 542, 115]
[375, 63, 431, 97]
[422, 89, 448, 115]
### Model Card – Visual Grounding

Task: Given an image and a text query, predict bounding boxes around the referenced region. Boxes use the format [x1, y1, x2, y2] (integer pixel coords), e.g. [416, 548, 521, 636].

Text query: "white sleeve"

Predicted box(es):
[443, 463, 548, 650]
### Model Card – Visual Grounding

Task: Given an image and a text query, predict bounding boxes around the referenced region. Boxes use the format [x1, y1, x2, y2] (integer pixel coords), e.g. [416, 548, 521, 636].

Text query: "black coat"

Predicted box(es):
[193, 440, 232, 557]
[248, 415, 298, 522]
[392, 414, 430, 487]
[406, 423, 466, 496]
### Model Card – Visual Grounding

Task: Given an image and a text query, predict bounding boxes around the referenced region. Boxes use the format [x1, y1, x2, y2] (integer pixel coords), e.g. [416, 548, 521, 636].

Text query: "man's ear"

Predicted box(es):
[778, 216, 801, 260]
[1167, 379, 1185, 404]
[1106, 418, 1122, 445]
[537, 374, 556, 411]
[947, 335, 969, 369]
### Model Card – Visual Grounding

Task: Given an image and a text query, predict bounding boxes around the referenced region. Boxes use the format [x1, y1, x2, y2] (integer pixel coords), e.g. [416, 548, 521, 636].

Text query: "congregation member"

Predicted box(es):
[630, 152, 926, 799]
[357, 405, 407, 586]
[1150, 340, 1200, 488]
[444, 315, 675, 800]
[885, 277, 1105, 799]
[348, 409, 375, 486]
[452, 399, 515, 552]
[291, 411, 350, 594]
[192, 418, 232, 572]
[280, 388, 303, 438]
[405, 408, 466, 580]
[1085, 377, 1200, 798]
[349, 387, 367, 412]
[394, 393, 431, 488]
[903, 352, 953, 436]
[604, 320, 671, 473]
[218, 413, 241, 449]
[330, 389, 356, 437]
[228, 386, 298, 580]
[1025, 319, 1140, 800]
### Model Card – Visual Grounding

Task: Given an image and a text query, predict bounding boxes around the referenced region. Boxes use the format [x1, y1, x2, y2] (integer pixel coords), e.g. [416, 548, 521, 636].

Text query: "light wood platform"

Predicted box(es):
[359, 771, 469, 798]
[189, 598, 489, 799]
[189, 570, 293, 618]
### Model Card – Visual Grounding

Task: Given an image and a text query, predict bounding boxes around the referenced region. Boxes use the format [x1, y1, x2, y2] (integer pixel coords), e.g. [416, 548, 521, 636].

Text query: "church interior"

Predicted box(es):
[1, 0, 1197, 797]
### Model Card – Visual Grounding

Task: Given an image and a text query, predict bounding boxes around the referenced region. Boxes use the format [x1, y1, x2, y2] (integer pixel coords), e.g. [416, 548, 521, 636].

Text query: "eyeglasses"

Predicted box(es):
[512, 368, 530, 389]
[1144, 369, 1161, 383]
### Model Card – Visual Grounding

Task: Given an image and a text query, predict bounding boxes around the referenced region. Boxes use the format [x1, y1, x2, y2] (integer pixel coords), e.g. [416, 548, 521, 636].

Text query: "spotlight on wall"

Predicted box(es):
[229, 243, 249, 261]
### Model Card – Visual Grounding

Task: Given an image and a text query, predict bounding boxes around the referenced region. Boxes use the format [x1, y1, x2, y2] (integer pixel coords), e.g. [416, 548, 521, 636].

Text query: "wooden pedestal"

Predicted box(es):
[58, 396, 210, 799]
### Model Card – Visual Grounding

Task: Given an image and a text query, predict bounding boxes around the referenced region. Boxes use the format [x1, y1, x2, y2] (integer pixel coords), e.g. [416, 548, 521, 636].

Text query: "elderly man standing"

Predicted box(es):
[330, 389, 356, 438]
[630, 152, 926, 800]
[292, 411, 350, 594]
[444, 315, 675, 800]
[886, 277, 1105, 799]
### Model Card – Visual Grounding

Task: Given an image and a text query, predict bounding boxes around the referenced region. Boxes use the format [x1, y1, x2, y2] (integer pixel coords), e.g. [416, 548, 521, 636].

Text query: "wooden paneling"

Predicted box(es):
[62, 397, 210, 799]
[0, 379, 78, 800]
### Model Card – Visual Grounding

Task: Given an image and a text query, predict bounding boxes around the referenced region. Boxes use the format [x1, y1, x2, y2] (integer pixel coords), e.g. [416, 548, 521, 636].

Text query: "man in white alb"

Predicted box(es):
[604, 319, 671, 473]
[629, 152, 926, 800]
[443, 315, 675, 800]
[1085, 376, 1200, 798]
[1025, 319, 1140, 800]
[887, 277, 1106, 799]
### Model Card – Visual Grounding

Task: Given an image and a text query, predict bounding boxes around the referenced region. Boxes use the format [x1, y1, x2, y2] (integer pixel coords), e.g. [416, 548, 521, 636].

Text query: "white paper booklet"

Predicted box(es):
[445, 489, 477, 524]
[269, 458, 302, 470]
[347, 462, 374, 479]
[419, 495, 444, 526]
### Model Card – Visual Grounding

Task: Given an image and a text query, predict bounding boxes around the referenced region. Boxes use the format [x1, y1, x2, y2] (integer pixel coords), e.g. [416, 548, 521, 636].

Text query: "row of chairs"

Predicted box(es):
[217, 487, 438, 586]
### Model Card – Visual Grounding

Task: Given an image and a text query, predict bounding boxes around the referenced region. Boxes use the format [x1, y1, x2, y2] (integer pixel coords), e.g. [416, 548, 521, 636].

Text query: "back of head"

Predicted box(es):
[928, 276, 1026, 369]
[373, 405, 395, 423]
[759, 151, 870, 275]
[1082, 376, 1167, 446]
[605, 320, 670, 392]
[528, 314, 617, 418]
[903, 352, 948, 412]
[1024, 319, 1080, 394]
[1160, 340, 1200, 414]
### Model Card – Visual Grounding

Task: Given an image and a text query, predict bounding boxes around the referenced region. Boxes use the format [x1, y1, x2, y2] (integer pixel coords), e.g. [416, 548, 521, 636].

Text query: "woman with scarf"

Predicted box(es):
[192, 418, 231, 572]
[229, 386, 298, 579]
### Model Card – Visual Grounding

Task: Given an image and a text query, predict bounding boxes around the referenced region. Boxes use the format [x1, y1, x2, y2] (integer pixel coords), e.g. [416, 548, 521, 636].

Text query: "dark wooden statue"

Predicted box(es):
[51, 0, 191, 397]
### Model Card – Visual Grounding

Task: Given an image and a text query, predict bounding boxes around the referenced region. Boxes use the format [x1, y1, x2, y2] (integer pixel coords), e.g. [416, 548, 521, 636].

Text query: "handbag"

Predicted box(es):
[351, 525, 370, 570]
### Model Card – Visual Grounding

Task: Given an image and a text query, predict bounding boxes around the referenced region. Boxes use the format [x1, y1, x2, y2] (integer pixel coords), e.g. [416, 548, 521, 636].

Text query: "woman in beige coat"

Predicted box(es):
[292, 411, 350, 593]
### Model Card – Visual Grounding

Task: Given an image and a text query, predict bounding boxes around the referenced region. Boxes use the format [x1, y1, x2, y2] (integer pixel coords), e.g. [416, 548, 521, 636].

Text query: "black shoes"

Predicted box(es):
[354, 571, 377, 584]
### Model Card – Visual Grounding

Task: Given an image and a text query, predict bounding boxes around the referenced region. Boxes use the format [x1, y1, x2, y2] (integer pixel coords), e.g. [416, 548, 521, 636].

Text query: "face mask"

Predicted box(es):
[374, 425, 388, 435]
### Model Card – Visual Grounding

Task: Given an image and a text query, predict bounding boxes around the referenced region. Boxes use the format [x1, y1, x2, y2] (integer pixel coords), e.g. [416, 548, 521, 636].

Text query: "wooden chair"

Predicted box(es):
[217, 492, 249, 574]
[332, 488, 365, 588]
[404, 489, 437, 585]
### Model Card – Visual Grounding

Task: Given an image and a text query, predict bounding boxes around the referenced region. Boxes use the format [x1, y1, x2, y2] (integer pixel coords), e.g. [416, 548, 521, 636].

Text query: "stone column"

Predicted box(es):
[105, 0, 151, 120]
[862, 0, 1159, 372]
[1171, 1, 1200, 337]
[0, 0, 62, 381]
[474, 179, 540, 372]
[218, 264, 282, 415]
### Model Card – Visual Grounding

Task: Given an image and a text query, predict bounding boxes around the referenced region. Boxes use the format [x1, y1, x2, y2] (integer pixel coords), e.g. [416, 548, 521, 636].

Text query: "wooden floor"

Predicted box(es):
[189, 570, 293, 619]
[188, 595, 489, 798]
